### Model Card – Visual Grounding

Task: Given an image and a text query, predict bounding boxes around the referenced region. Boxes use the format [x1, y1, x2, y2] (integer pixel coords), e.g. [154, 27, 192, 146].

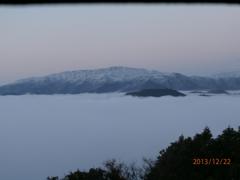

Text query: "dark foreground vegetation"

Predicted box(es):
[48, 126, 240, 180]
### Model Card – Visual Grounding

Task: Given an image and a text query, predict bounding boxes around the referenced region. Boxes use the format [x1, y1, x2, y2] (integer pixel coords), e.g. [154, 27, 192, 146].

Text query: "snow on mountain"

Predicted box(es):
[0, 66, 240, 95]
[212, 71, 240, 78]
[16, 66, 169, 84]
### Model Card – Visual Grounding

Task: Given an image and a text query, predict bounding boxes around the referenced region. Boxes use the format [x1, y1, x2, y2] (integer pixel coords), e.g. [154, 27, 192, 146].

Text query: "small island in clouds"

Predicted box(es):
[126, 88, 186, 97]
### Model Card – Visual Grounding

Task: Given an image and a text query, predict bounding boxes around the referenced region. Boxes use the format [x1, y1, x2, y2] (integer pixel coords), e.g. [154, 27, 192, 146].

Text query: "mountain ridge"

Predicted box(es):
[0, 66, 239, 95]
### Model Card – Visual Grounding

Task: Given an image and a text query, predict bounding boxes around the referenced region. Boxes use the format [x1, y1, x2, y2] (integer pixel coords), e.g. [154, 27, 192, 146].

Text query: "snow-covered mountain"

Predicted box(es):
[213, 71, 240, 78]
[0, 66, 240, 95]
[15, 66, 169, 84]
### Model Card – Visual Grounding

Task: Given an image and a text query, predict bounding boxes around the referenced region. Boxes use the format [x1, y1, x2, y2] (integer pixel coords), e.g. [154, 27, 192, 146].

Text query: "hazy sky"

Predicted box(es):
[1, 4, 240, 84]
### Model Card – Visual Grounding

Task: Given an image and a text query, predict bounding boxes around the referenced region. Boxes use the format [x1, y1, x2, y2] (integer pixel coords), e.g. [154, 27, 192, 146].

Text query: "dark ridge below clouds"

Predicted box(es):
[1, 0, 240, 5]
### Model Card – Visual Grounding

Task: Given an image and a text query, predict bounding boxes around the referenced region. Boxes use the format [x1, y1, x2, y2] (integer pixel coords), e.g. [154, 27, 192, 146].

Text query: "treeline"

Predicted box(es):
[48, 126, 240, 180]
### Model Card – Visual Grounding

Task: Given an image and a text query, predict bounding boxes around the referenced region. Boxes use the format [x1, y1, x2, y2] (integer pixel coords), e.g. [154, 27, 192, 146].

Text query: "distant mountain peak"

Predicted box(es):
[0, 66, 240, 95]
[213, 71, 240, 78]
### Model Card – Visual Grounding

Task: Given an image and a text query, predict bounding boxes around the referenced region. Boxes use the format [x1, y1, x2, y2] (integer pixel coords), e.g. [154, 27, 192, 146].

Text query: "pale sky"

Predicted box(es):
[1, 4, 240, 84]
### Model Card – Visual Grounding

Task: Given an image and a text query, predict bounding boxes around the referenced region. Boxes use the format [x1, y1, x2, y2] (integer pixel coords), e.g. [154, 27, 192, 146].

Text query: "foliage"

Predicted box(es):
[145, 127, 240, 180]
[48, 126, 240, 180]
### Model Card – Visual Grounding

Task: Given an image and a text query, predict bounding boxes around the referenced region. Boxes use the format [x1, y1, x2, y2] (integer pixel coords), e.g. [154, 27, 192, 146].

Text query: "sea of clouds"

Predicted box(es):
[0, 93, 239, 180]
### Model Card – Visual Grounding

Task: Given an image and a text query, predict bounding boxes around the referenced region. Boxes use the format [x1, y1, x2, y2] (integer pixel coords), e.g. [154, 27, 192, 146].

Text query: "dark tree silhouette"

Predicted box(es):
[145, 127, 240, 180]
[48, 126, 240, 180]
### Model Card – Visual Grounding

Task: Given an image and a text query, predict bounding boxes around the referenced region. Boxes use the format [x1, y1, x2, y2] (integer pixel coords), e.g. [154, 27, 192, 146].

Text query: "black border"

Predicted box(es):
[0, 0, 240, 5]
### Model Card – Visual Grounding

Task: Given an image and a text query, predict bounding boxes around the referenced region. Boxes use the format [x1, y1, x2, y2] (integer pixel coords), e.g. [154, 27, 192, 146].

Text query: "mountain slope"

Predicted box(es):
[0, 66, 239, 95]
